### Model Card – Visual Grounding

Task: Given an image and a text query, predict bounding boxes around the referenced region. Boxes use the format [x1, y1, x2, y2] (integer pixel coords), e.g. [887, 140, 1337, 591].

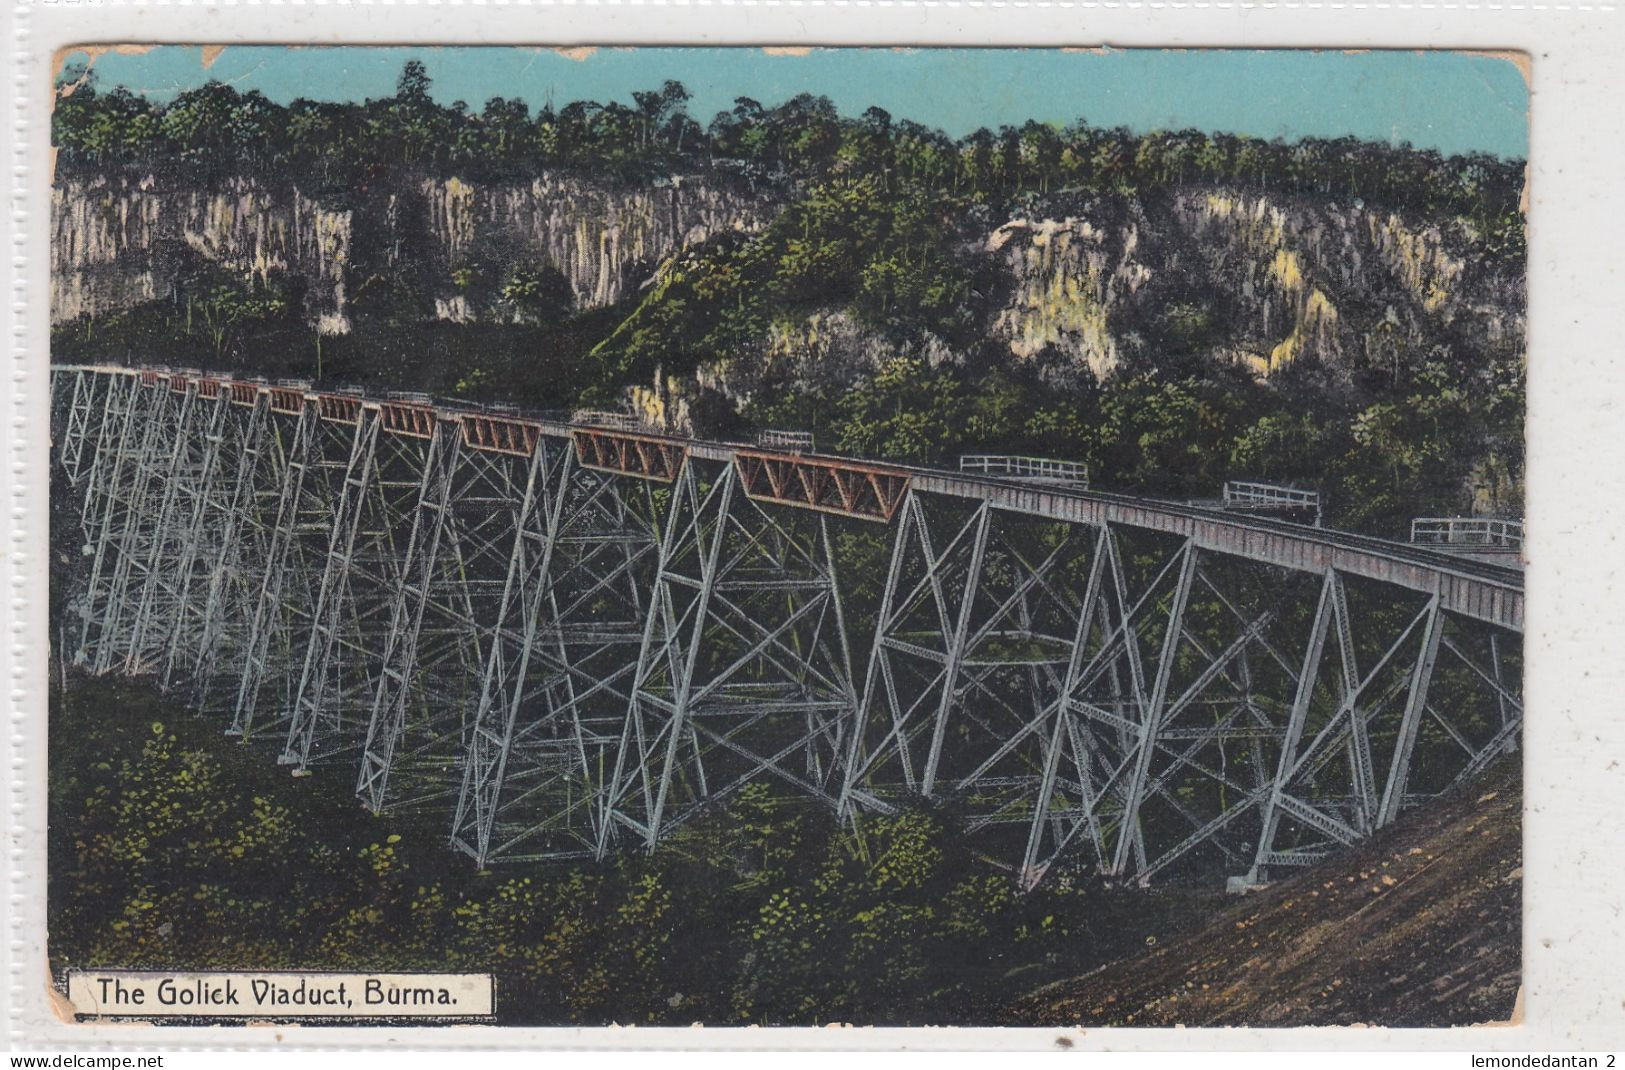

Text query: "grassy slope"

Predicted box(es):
[1008, 759, 1522, 1027]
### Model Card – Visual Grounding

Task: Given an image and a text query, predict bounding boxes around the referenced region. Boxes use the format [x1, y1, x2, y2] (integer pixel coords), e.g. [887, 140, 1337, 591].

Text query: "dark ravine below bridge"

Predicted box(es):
[50, 363, 1524, 893]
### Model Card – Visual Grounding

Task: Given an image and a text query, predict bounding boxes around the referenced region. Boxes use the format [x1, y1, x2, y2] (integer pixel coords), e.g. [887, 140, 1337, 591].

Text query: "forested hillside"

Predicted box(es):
[51, 59, 1527, 533]
[49, 671, 1224, 1026]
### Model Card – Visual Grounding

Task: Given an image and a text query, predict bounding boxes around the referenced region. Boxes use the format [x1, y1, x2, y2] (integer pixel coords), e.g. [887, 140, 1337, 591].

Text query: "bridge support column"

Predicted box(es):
[451, 438, 565, 865]
[70, 375, 135, 656]
[599, 458, 859, 855]
[1490, 634, 1518, 758]
[840, 489, 1091, 872]
[1019, 529, 1111, 890]
[1004, 527, 1326, 888]
[155, 388, 241, 688]
[75, 373, 137, 543]
[230, 398, 327, 738]
[78, 376, 174, 670]
[99, 379, 201, 673]
[123, 385, 233, 675]
[1376, 597, 1445, 828]
[356, 419, 473, 812]
[281, 406, 389, 769]
[1107, 539, 1199, 877]
[49, 366, 73, 442]
[171, 390, 272, 694]
[1329, 571, 1378, 833]
[453, 442, 659, 865]
[1244, 581, 1520, 886]
[53, 368, 105, 492]
[1248, 568, 1337, 886]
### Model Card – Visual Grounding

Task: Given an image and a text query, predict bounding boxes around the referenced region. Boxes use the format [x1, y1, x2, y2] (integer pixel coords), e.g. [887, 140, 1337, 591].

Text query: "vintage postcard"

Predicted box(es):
[37, 42, 1531, 1033]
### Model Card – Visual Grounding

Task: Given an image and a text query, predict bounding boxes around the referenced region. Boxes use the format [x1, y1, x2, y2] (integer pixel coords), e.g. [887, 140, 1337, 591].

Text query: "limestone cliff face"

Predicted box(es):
[51, 172, 774, 330]
[986, 215, 1149, 380]
[985, 189, 1523, 382]
[418, 175, 772, 314]
[717, 312, 954, 402]
[52, 176, 353, 333]
[627, 311, 954, 435]
[704, 187, 1521, 420]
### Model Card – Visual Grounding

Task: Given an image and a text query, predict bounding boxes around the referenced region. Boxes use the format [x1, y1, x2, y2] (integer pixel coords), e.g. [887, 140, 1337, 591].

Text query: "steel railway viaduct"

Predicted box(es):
[49, 364, 1524, 890]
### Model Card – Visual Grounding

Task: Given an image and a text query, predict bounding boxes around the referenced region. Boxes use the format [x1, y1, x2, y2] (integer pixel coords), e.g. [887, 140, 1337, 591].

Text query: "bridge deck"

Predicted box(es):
[53, 364, 1523, 631]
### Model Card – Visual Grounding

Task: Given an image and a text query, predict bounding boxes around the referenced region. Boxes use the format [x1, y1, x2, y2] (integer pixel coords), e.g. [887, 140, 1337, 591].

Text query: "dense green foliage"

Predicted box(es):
[55, 61, 1523, 225]
[587, 178, 977, 394]
[813, 351, 1522, 532]
[48, 674, 1215, 1025]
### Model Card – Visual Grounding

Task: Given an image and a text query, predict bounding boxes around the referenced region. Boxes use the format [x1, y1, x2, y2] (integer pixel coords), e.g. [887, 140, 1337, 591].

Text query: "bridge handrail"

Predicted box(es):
[387, 390, 435, 405]
[1411, 516, 1524, 548]
[1223, 480, 1320, 508]
[571, 410, 645, 432]
[958, 454, 1089, 485]
[758, 429, 815, 451]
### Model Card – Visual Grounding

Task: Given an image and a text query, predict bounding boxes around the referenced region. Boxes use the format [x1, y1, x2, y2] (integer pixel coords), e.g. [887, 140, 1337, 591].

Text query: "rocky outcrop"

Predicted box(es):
[419, 175, 771, 312]
[631, 310, 960, 436]
[691, 187, 1522, 425]
[986, 215, 1148, 380]
[54, 174, 1521, 392]
[52, 176, 353, 333]
[985, 189, 1523, 382]
[51, 172, 776, 331]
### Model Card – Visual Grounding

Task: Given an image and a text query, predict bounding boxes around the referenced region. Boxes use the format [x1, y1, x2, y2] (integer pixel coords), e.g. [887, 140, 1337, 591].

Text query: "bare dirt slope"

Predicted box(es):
[1010, 760, 1522, 1027]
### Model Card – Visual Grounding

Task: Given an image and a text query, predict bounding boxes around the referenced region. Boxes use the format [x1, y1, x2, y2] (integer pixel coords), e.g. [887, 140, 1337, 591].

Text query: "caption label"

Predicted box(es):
[66, 970, 494, 1018]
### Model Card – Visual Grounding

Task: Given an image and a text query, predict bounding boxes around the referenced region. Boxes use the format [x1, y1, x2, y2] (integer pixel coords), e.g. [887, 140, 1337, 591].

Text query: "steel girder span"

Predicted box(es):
[49, 365, 1523, 891]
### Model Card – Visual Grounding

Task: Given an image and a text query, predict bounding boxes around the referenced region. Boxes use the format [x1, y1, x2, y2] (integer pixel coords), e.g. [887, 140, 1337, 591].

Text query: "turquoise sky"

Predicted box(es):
[59, 46, 1530, 160]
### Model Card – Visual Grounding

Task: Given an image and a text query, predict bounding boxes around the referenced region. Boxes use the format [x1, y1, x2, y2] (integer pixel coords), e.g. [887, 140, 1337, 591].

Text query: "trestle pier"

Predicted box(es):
[50, 364, 1524, 889]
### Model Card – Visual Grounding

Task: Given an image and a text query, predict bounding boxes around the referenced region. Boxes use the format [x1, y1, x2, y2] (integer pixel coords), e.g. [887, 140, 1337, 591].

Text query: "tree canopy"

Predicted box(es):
[53, 60, 1524, 226]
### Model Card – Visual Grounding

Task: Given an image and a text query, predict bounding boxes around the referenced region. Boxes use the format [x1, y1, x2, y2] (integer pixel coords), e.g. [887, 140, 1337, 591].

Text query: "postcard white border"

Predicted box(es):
[6, 0, 1624, 1052]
